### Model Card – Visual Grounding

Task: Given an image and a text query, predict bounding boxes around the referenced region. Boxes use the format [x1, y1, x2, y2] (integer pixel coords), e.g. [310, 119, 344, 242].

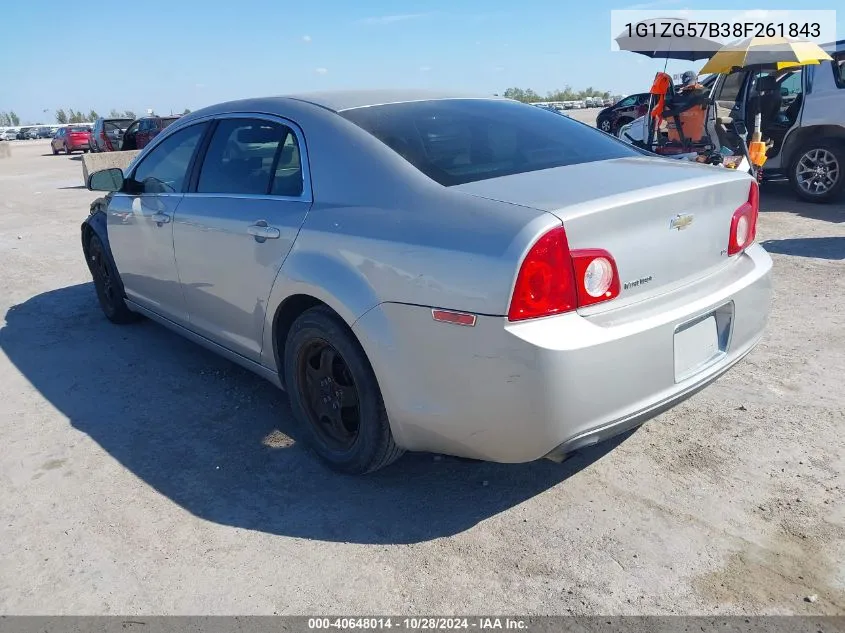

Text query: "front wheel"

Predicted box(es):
[87, 233, 140, 324]
[598, 118, 612, 133]
[789, 140, 844, 203]
[284, 306, 404, 474]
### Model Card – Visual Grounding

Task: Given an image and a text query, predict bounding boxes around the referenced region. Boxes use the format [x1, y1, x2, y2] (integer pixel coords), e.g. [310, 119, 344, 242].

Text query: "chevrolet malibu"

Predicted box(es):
[82, 90, 773, 474]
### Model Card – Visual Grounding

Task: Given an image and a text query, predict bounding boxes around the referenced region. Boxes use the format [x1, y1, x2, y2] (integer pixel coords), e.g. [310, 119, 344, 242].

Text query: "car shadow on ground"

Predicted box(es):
[0, 283, 628, 545]
[761, 181, 845, 223]
[760, 237, 845, 260]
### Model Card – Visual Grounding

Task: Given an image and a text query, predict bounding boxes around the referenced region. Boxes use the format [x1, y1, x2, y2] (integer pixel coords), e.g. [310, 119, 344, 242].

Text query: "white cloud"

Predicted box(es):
[355, 13, 429, 25]
[419, 66, 432, 72]
[302, 35, 312, 43]
[315, 67, 328, 75]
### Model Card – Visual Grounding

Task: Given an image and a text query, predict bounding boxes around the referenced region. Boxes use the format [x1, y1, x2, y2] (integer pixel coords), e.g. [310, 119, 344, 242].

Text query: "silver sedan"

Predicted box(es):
[82, 90, 773, 474]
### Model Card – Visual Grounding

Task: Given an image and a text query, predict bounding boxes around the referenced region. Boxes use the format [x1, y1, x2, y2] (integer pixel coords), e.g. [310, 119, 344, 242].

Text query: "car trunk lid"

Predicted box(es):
[452, 156, 756, 312]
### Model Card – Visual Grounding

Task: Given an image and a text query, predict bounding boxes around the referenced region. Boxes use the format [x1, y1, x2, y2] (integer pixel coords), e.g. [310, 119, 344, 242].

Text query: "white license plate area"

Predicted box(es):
[674, 314, 720, 381]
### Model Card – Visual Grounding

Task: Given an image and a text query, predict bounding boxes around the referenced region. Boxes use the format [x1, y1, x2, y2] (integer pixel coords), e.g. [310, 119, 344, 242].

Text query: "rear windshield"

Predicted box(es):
[340, 99, 638, 186]
[69, 126, 90, 132]
[161, 117, 179, 128]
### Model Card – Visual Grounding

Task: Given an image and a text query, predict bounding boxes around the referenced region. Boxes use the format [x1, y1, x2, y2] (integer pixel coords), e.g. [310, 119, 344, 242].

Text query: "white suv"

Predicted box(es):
[619, 40, 845, 203]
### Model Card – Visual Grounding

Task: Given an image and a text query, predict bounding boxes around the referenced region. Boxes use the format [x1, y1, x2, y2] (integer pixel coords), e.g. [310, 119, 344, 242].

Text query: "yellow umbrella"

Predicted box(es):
[700, 37, 833, 74]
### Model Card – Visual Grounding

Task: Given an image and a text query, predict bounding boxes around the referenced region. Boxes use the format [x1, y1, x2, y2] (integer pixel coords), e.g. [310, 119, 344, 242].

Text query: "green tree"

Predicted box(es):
[109, 109, 121, 118]
[0, 112, 9, 126]
[55, 109, 68, 124]
[124, 110, 136, 119]
[182, 108, 191, 115]
[88, 110, 99, 121]
[9, 111, 19, 126]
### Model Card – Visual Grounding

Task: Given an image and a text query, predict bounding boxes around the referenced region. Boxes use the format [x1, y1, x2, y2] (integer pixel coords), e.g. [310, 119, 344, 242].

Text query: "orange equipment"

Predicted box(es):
[649, 72, 673, 123]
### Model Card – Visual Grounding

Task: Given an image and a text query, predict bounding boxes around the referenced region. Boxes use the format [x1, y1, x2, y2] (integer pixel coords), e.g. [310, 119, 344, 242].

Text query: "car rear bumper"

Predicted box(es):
[352, 243, 773, 463]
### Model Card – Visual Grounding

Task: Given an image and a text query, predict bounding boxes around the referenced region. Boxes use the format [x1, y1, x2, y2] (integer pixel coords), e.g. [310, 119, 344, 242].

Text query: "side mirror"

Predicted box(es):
[87, 168, 125, 192]
[733, 121, 748, 138]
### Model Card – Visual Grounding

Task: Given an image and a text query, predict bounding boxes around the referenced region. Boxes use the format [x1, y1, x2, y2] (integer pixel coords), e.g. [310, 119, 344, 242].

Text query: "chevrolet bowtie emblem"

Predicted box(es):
[670, 213, 694, 230]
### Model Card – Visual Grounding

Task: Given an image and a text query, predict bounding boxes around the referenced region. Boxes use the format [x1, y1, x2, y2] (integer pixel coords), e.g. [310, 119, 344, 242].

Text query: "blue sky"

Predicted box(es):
[1, 0, 841, 123]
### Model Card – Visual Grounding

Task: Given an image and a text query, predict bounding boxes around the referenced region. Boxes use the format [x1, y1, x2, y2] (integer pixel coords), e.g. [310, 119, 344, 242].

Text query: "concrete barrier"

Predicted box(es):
[80, 150, 140, 185]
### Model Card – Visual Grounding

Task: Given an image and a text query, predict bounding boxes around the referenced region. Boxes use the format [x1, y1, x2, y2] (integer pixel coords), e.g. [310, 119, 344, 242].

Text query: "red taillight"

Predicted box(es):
[507, 227, 619, 322]
[728, 181, 759, 256]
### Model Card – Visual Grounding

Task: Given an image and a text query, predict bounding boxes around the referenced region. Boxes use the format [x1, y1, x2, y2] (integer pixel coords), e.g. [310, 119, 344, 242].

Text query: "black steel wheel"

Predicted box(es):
[87, 233, 139, 324]
[284, 306, 404, 474]
[297, 339, 361, 451]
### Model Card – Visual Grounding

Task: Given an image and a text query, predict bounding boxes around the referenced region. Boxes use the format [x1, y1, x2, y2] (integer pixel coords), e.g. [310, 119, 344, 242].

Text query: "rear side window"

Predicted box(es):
[161, 118, 178, 129]
[197, 118, 303, 196]
[340, 99, 638, 186]
[834, 57, 845, 88]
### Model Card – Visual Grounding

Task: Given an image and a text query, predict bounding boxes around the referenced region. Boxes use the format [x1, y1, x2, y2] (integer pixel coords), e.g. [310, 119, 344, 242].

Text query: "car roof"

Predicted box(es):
[253, 89, 499, 113]
[822, 39, 844, 54]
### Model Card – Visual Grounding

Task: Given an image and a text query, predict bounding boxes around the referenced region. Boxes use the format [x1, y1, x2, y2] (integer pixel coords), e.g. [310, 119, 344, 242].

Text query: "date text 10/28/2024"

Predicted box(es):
[308, 618, 529, 631]
[623, 21, 821, 39]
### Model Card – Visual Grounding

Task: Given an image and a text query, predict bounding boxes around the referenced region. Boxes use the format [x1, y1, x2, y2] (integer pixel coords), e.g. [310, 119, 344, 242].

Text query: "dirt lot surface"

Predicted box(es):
[1, 140, 843, 615]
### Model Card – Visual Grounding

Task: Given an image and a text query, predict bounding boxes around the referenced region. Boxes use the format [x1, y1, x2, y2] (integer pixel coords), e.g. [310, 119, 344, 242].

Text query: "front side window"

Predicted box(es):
[340, 98, 639, 187]
[131, 123, 206, 194]
[197, 118, 302, 196]
[716, 71, 746, 104]
[618, 95, 638, 107]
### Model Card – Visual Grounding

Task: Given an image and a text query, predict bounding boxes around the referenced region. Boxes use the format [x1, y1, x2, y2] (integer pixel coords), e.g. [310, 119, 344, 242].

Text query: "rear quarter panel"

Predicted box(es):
[256, 101, 556, 371]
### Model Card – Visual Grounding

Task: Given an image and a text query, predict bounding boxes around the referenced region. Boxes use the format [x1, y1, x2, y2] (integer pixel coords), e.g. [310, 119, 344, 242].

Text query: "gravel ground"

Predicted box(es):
[0, 139, 843, 615]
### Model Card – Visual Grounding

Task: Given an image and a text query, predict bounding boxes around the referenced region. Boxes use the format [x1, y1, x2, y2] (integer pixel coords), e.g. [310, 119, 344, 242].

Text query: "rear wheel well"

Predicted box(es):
[784, 125, 845, 167]
[273, 295, 348, 388]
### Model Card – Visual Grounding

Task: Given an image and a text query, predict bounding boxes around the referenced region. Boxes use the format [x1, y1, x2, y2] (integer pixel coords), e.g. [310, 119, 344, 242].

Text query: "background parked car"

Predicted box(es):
[1, 128, 17, 141]
[51, 125, 92, 154]
[16, 127, 34, 140]
[90, 117, 133, 152]
[36, 126, 53, 139]
[121, 115, 180, 150]
[595, 93, 651, 135]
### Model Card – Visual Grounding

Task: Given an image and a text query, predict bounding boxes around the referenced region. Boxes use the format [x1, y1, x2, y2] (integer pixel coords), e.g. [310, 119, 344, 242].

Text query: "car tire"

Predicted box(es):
[87, 233, 140, 325]
[284, 306, 404, 475]
[613, 117, 633, 136]
[598, 118, 613, 134]
[51, 146, 57, 155]
[789, 140, 845, 203]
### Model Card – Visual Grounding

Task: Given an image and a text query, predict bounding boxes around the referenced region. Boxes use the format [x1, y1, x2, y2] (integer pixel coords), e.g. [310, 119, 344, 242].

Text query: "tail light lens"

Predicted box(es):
[728, 181, 759, 256]
[507, 227, 619, 322]
[571, 249, 621, 308]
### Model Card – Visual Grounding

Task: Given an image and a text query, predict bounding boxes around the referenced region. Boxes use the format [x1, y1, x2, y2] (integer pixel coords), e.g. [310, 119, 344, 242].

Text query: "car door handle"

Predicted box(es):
[247, 222, 281, 241]
[151, 212, 170, 225]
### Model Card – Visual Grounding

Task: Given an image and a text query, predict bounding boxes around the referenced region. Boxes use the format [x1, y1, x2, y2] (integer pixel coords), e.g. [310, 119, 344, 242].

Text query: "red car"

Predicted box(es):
[121, 115, 180, 150]
[51, 126, 92, 154]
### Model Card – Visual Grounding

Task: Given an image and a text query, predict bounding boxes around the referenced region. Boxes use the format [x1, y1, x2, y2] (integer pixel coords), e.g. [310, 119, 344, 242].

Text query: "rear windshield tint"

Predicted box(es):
[161, 118, 179, 128]
[339, 99, 639, 186]
[69, 126, 90, 132]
